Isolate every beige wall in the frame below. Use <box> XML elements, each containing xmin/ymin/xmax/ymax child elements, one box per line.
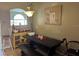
<box><xmin>1</xmin><ymin>10</ymin><xmax>11</xmax><ymax>36</ymax></box>
<box><xmin>32</xmin><ymin>2</ymin><xmax>79</xmax><ymax>41</ymax></box>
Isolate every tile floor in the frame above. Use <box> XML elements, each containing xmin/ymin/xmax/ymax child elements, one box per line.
<box><xmin>2</xmin><ymin>36</ymin><xmax>21</xmax><ymax>56</ymax></box>
<box><xmin>4</xmin><ymin>48</ymin><xmax>21</xmax><ymax>56</ymax></box>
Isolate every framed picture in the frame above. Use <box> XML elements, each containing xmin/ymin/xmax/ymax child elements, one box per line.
<box><xmin>45</xmin><ymin>4</ymin><xmax>62</xmax><ymax>25</ymax></box>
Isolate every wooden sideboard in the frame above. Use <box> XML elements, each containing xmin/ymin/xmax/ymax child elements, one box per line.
<box><xmin>12</xmin><ymin>32</ymin><xmax>28</xmax><ymax>49</ymax></box>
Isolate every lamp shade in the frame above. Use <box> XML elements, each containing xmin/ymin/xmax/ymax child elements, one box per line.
<box><xmin>25</xmin><ymin>11</ymin><xmax>34</xmax><ymax>17</ymax></box>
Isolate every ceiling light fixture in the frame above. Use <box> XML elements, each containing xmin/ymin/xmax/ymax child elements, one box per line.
<box><xmin>24</xmin><ymin>3</ymin><xmax>34</xmax><ymax>17</ymax></box>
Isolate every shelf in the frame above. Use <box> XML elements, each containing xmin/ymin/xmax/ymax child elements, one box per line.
<box><xmin>12</xmin><ymin>32</ymin><xmax>28</xmax><ymax>49</ymax></box>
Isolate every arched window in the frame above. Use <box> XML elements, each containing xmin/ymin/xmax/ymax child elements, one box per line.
<box><xmin>10</xmin><ymin>8</ymin><xmax>28</xmax><ymax>26</ymax></box>
<box><xmin>11</xmin><ymin>14</ymin><xmax>27</xmax><ymax>26</ymax></box>
<box><xmin>14</xmin><ymin>14</ymin><xmax>25</xmax><ymax>19</ymax></box>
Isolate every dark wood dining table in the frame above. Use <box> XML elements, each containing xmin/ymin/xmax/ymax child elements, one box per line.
<box><xmin>19</xmin><ymin>35</ymin><xmax>62</xmax><ymax>56</ymax></box>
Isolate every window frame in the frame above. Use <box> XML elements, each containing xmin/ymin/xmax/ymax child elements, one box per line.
<box><xmin>10</xmin><ymin>14</ymin><xmax>28</xmax><ymax>26</ymax></box>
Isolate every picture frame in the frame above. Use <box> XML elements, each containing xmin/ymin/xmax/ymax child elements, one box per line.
<box><xmin>45</xmin><ymin>4</ymin><xmax>62</xmax><ymax>25</ymax></box>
